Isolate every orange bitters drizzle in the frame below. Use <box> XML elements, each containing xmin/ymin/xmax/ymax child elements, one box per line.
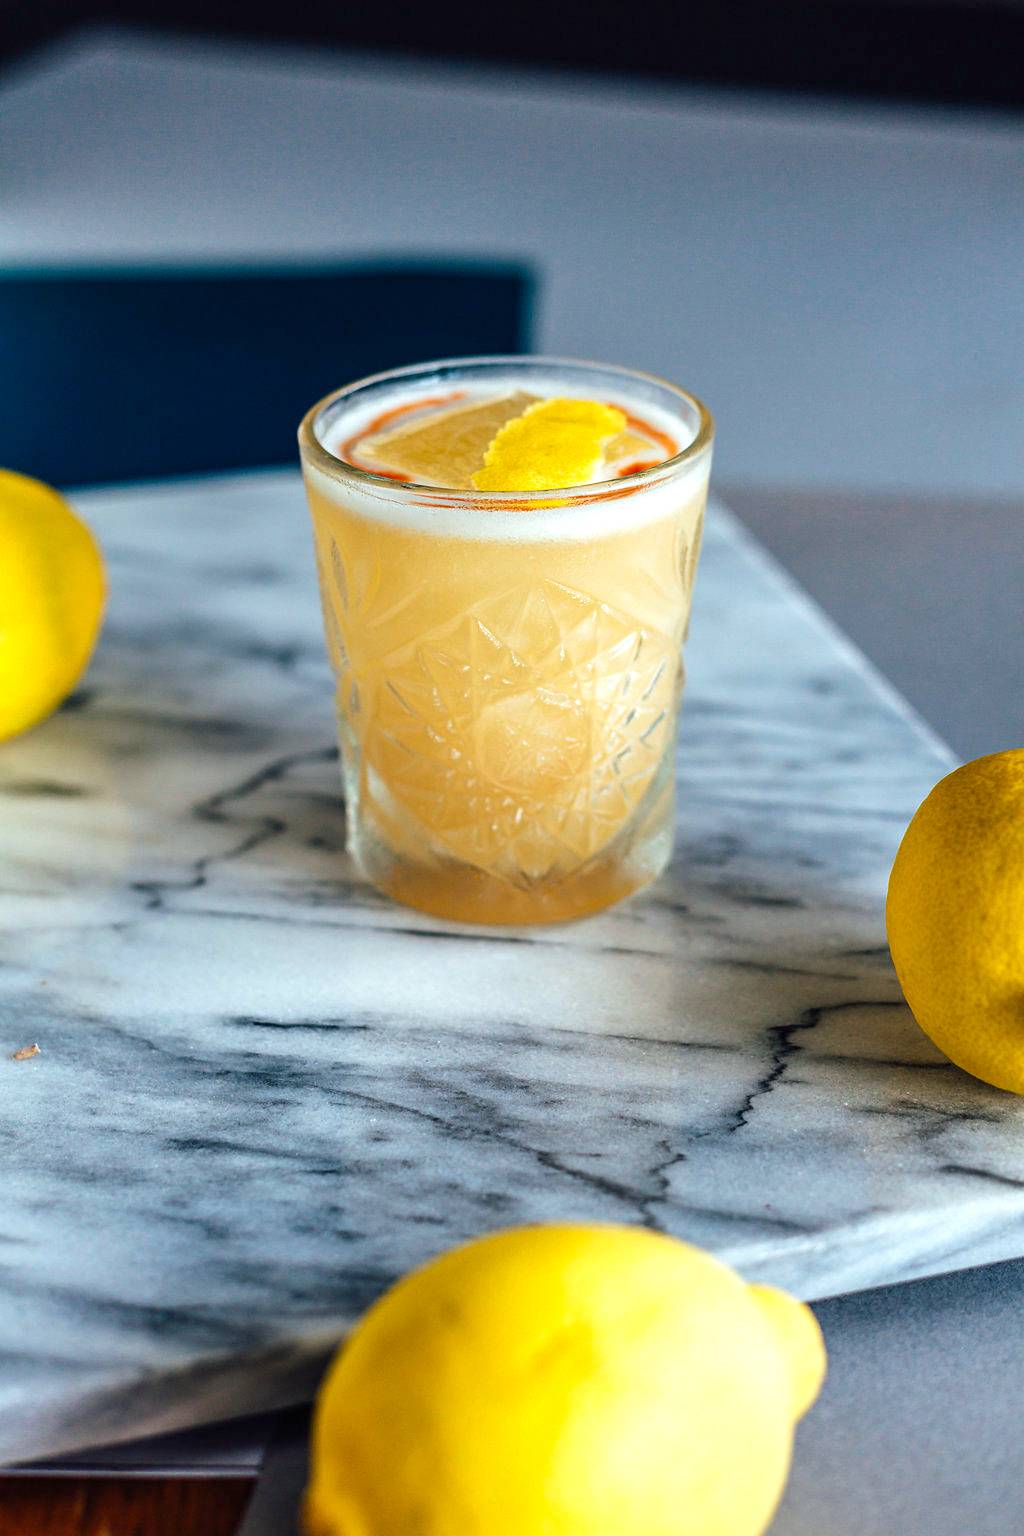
<box><xmin>339</xmin><ymin>392</ymin><xmax>469</xmax><ymax>482</ymax></box>
<box><xmin>337</xmin><ymin>391</ymin><xmax>678</xmax><ymax>488</ymax></box>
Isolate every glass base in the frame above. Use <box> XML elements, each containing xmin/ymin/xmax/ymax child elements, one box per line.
<box><xmin>347</xmin><ymin>771</ymin><xmax>676</xmax><ymax>926</ymax></box>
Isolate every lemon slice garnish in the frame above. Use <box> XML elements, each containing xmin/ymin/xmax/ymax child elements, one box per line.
<box><xmin>358</xmin><ymin>392</ymin><xmax>538</xmax><ymax>488</ymax></box>
<box><xmin>604</xmin><ymin>427</ymin><xmax>659</xmax><ymax>467</ymax></box>
<box><xmin>471</xmin><ymin>398</ymin><xmax>627</xmax><ymax>492</ymax></box>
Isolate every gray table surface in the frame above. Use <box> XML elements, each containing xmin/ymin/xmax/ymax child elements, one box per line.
<box><xmin>733</xmin><ymin>487</ymin><xmax>1024</xmax><ymax>1536</ymax></box>
<box><xmin>2</xmin><ymin>32</ymin><xmax>1022</xmax><ymax>1533</ymax></box>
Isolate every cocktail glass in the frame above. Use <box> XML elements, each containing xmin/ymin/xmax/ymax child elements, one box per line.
<box><xmin>298</xmin><ymin>356</ymin><xmax>713</xmax><ymax>924</ymax></box>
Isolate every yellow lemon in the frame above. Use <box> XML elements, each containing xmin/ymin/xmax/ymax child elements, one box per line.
<box><xmin>887</xmin><ymin>750</ymin><xmax>1024</xmax><ymax>1092</ymax></box>
<box><xmin>306</xmin><ymin>1224</ymin><xmax>825</xmax><ymax>1536</ymax></box>
<box><xmin>471</xmin><ymin>398</ymin><xmax>627</xmax><ymax>491</ymax></box>
<box><xmin>0</xmin><ymin>470</ymin><xmax>105</xmax><ymax>743</ymax></box>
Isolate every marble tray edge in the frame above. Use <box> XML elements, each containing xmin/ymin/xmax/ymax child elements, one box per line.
<box><xmin>1</xmin><ymin>1331</ymin><xmax>332</xmax><ymax>1471</ymax></box>
<box><xmin>707</xmin><ymin>496</ymin><xmax>958</xmax><ymax>775</ymax></box>
<box><xmin>7</xmin><ymin>1192</ymin><xmax>1024</xmax><ymax>1469</ymax></box>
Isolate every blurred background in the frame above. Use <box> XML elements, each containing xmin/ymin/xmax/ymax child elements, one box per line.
<box><xmin>0</xmin><ymin>6</ymin><xmax>1022</xmax><ymax>700</ymax></box>
<box><xmin>4</xmin><ymin>2</ymin><xmax>1022</xmax><ymax>754</ymax></box>
<box><xmin>5</xmin><ymin>0</ymin><xmax>1024</xmax><ymax>106</ymax></box>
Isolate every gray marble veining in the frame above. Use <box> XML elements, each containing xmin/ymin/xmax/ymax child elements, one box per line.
<box><xmin>1</xmin><ymin>469</ymin><xmax>1020</xmax><ymax>1465</ymax></box>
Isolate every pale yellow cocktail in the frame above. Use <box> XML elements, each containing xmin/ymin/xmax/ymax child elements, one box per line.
<box><xmin>299</xmin><ymin>358</ymin><xmax>713</xmax><ymax>924</ymax></box>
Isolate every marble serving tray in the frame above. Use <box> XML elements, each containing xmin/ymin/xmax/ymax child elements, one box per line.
<box><xmin>3</xmin><ymin>469</ymin><xmax>1022</xmax><ymax>1466</ymax></box>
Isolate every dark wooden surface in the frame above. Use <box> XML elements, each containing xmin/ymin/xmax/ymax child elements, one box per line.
<box><xmin>0</xmin><ymin>1478</ymin><xmax>253</xmax><ymax>1535</ymax></box>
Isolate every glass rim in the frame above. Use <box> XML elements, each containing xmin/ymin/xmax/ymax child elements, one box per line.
<box><xmin>297</xmin><ymin>354</ymin><xmax>714</xmax><ymax>507</ymax></box>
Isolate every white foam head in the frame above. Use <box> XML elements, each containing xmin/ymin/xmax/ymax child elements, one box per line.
<box><xmin>300</xmin><ymin>356</ymin><xmax>713</xmax><ymax>543</ymax></box>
